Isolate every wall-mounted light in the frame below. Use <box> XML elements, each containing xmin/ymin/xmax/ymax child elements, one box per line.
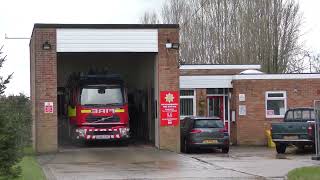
<box><xmin>42</xmin><ymin>41</ymin><xmax>52</xmax><ymax>50</ymax></box>
<box><xmin>165</xmin><ymin>42</ymin><xmax>180</xmax><ymax>50</ymax></box>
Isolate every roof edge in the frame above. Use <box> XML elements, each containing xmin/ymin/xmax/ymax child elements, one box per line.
<box><xmin>234</xmin><ymin>73</ymin><xmax>320</xmax><ymax>80</ymax></box>
<box><xmin>33</xmin><ymin>23</ymin><xmax>179</xmax><ymax>29</ymax></box>
<box><xmin>180</xmin><ymin>64</ymin><xmax>261</xmax><ymax>70</ymax></box>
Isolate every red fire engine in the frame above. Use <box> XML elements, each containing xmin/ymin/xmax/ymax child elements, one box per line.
<box><xmin>66</xmin><ymin>73</ymin><xmax>130</xmax><ymax>143</ymax></box>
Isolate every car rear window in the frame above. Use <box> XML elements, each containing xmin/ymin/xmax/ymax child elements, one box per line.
<box><xmin>285</xmin><ymin>109</ymin><xmax>315</xmax><ymax>122</ymax></box>
<box><xmin>194</xmin><ymin>119</ymin><xmax>224</xmax><ymax>128</ymax></box>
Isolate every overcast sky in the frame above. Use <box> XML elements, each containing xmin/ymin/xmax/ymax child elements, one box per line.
<box><xmin>0</xmin><ymin>0</ymin><xmax>319</xmax><ymax>96</ymax></box>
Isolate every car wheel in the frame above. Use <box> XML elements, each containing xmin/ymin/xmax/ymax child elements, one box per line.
<box><xmin>276</xmin><ymin>143</ymin><xmax>287</xmax><ymax>154</ymax></box>
<box><xmin>297</xmin><ymin>145</ymin><xmax>305</xmax><ymax>151</ymax></box>
<box><xmin>184</xmin><ymin>139</ymin><xmax>190</xmax><ymax>154</ymax></box>
<box><xmin>222</xmin><ymin>146</ymin><xmax>229</xmax><ymax>153</ymax></box>
<box><xmin>181</xmin><ymin>138</ymin><xmax>185</xmax><ymax>153</ymax></box>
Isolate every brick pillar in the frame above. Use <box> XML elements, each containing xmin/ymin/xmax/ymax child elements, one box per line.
<box><xmin>30</xmin><ymin>28</ymin><xmax>58</xmax><ymax>153</ymax></box>
<box><xmin>157</xmin><ymin>28</ymin><xmax>180</xmax><ymax>152</ymax></box>
<box><xmin>196</xmin><ymin>89</ymin><xmax>207</xmax><ymax>116</ymax></box>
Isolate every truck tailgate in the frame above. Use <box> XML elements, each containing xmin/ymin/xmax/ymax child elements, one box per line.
<box><xmin>271</xmin><ymin>122</ymin><xmax>311</xmax><ymax>141</ymax></box>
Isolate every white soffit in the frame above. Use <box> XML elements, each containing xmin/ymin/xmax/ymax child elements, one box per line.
<box><xmin>180</xmin><ymin>76</ymin><xmax>233</xmax><ymax>88</ymax></box>
<box><xmin>56</xmin><ymin>29</ymin><xmax>158</xmax><ymax>52</ymax></box>
<box><xmin>234</xmin><ymin>74</ymin><xmax>320</xmax><ymax>80</ymax></box>
<box><xmin>180</xmin><ymin>64</ymin><xmax>261</xmax><ymax>70</ymax></box>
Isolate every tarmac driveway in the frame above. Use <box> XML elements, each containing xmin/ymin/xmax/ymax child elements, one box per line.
<box><xmin>38</xmin><ymin>145</ymin><xmax>320</xmax><ymax>180</ymax></box>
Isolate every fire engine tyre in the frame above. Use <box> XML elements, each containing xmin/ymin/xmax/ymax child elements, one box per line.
<box><xmin>118</xmin><ymin>139</ymin><xmax>129</xmax><ymax>146</ymax></box>
<box><xmin>70</xmin><ymin>127</ymin><xmax>85</xmax><ymax>146</ymax></box>
<box><xmin>222</xmin><ymin>146</ymin><xmax>229</xmax><ymax>153</ymax></box>
<box><xmin>276</xmin><ymin>143</ymin><xmax>287</xmax><ymax>154</ymax></box>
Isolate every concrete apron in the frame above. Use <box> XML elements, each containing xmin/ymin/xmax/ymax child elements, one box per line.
<box><xmin>38</xmin><ymin>145</ymin><xmax>256</xmax><ymax>180</ymax></box>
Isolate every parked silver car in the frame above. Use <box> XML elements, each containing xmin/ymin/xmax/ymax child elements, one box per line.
<box><xmin>180</xmin><ymin>117</ymin><xmax>229</xmax><ymax>153</ymax></box>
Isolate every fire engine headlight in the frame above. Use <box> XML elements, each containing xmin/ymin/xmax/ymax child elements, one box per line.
<box><xmin>119</xmin><ymin>128</ymin><xmax>129</xmax><ymax>136</ymax></box>
<box><xmin>77</xmin><ymin>128</ymin><xmax>87</xmax><ymax>137</ymax></box>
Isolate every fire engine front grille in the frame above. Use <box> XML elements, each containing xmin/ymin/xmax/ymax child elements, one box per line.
<box><xmin>85</xmin><ymin>116</ymin><xmax>120</xmax><ymax>123</ymax></box>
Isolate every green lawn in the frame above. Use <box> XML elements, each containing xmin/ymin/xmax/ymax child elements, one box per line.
<box><xmin>0</xmin><ymin>147</ymin><xmax>46</xmax><ymax>180</ymax></box>
<box><xmin>288</xmin><ymin>166</ymin><xmax>320</xmax><ymax>180</ymax></box>
<box><xmin>16</xmin><ymin>155</ymin><xmax>46</xmax><ymax>180</ymax></box>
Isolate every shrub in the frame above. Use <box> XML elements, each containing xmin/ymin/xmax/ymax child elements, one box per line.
<box><xmin>0</xmin><ymin>94</ymin><xmax>31</xmax><ymax>178</ymax></box>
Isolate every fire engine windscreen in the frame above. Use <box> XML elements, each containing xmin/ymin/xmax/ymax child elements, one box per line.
<box><xmin>80</xmin><ymin>85</ymin><xmax>124</xmax><ymax>105</ymax></box>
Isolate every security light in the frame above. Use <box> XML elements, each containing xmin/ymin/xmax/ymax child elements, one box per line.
<box><xmin>171</xmin><ymin>43</ymin><xmax>179</xmax><ymax>49</ymax></box>
<box><xmin>165</xmin><ymin>42</ymin><xmax>180</xmax><ymax>50</ymax></box>
<box><xmin>42</xmin><ymin>41</ymin><xmax>52</xmax><ymax>50</ymax></box>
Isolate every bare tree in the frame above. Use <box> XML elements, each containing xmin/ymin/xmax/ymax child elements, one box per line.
<box><xmin>140</xmin><ymin>0</ymin><xmax>303</xmax><ymax>73</ymax></box>
<box><xmin>302</xmin><ymin>51</ymin><xmax>320</xmax><ymax>73</ymax></box>
<box><xmin>140</xmin><ymin>11</ymin><xmax>160</xmax><ymax>24</ymax></box>
<box><xmin>311</xmin><ymin>54</ymin><xmax>320</xmax><ymax>72</ymax></box>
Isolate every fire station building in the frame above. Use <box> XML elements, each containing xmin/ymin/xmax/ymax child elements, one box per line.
<box><xmin>180</xmin><ymin>64</ymin><xmax>320</xmax><ymax>145</ymax></box>
<box><xmin>30</xmin><ymin>24</ymin><xmax>180</xmax><ymax>153</ymax></box>
<box><xmin>30</xmin><ymin>23</ymin><xmax>320</xmax><ymax>154</ymax></box>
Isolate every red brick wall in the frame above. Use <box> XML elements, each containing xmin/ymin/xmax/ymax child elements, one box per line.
<box><xmin>231</xmin><ymin>79</ymin><xmax>320</xmax><ymax>145</ymax></box>
<box><xmin>157</xmin><ymin>28</ymin><xmax>180</xmax><ymax>152</ymax></box>
<box><xmin>30</xmin><ymin>32</ymin><xmax>36</xmax><ymax>151</ymax></box>
<box><xmin>30</xmin><ymin>28</ymin><xmax>58</xmax><ymax>153</ymax></box>
<box><xmin>31</xmin><ymin>26</ymin><xmax>180</xmax><ymax>153</ymax></box>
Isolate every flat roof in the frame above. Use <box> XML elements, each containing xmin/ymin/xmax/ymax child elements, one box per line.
<box><xmin>233</xmin><ymin>73</ymin><xmax>320</xmax><ymax>80</ymax></box>
<box><xmin>180</xmin><ymin>73</ymin><xmax>320</xmax><ymax>89</ymax></box>
<box><xmin>33</xmin><ymin>23</ymin><xmax>179</xmax><ymax>29</ymax></box>
<box><xmin>180</xmin><ymin>64</ymin><xmax>261</xmax><ymax>70</ymax></box>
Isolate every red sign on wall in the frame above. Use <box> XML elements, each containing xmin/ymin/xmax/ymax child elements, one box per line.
<box><xmin>160</xmin><ymin>91</ymin><xmax>179</xmax><ymax>126</ymax></box>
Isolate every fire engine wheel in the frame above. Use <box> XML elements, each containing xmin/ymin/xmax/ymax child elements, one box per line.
<box><xmin>72</xmin><ymin>138</ymin><xmax>85</xmax><ymax>146</ymax></box>
<box><xmin>70</xmin><ymin>127</ymin><xmax>85</xmax><ymax>146</ymax></box>
<box><xmin>118</xmin><ymin>139</ymin><xmax>129</xmax><ymax>146</ymax></box>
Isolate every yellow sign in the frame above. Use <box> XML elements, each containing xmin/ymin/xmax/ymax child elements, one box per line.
<box><xmin>115</xmin><ymin>108</ymin><xmax>125</xmax><ymax>113</ymax></box>
<box><xmin>81</xmin><ymin>109</ymin><xmax>92</xmax><ymax>113</ymax></box>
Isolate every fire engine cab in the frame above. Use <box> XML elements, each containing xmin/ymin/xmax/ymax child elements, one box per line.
<box><xmin>66</xmin><ymin>72</ymin><xmax>130</xmax><ymax>143</ymax></box>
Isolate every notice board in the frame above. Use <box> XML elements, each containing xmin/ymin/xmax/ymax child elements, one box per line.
<box><xmin>160</xmin><ymin>91</ymin><xmax>179</xmax><ymax>126</ymax></box>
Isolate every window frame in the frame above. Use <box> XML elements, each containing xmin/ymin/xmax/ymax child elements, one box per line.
<box><xmin>180</xmin><ymin>89</ymin><xmax>196</xmax><ymax>119</ymax></box>
<box><xmin>265</xmin><ymin>91</ymin><xmax>287</xmax><ymax>118</ymax></box>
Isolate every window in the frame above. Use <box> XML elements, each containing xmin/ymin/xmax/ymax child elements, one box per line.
<box><xmin>207</xmin><ymin>88</ymin><xmax>228</xmax><ymax>95</ymax></box>
<box><xmin>81</xmin><ymin>86</ymin><xmax>124</xmax><ymax>105</ymax></box>
<box><xmin>194</xmin><ymin>119</ymin><xmax>224</xmax><ymax>128</ymax></box>
<box><xmin>265</xmin><ymin>91</ymin><xmax>287</xmax><ymax>118</ymax></box>
<box><xmin>180</xmin><ymin>89</ymin><xmax>196</xmax><ymax>118</ymax></box>
<box><xmin>285</xmin><ymin>109</ymin><xmax>315</xmax><ymax>122</ymax></box>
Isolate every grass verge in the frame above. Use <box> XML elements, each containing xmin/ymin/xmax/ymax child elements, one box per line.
<box><xmin>287</xmin><ymin>166</ymin><xmax>320</xmax><ymax>180</ymax></box>
<box><xmin>0</xmin><ymin>147</ymin><xmax>46</xmax><ymax>180</ymax></box>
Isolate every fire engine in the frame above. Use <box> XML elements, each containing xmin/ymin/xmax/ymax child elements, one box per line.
<box><xmin>66</xmin><ymin>72</ymin><xmax>130</xmax><ymax>143</ymax></box>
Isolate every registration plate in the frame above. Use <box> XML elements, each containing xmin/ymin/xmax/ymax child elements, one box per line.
<box><xmin>95</xmin><ymin>135</ymin><xmax>110</xmax><ymax>139</ymax></box>
<box><xmin>203</xmin><ymin>140</ymin><xmax>218</xmax><ymax>144</ymax></box>
<box><xmin>283</xmin><ymin>136</ymin><xmax>298</xmax><ymax>140</ymax></box>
